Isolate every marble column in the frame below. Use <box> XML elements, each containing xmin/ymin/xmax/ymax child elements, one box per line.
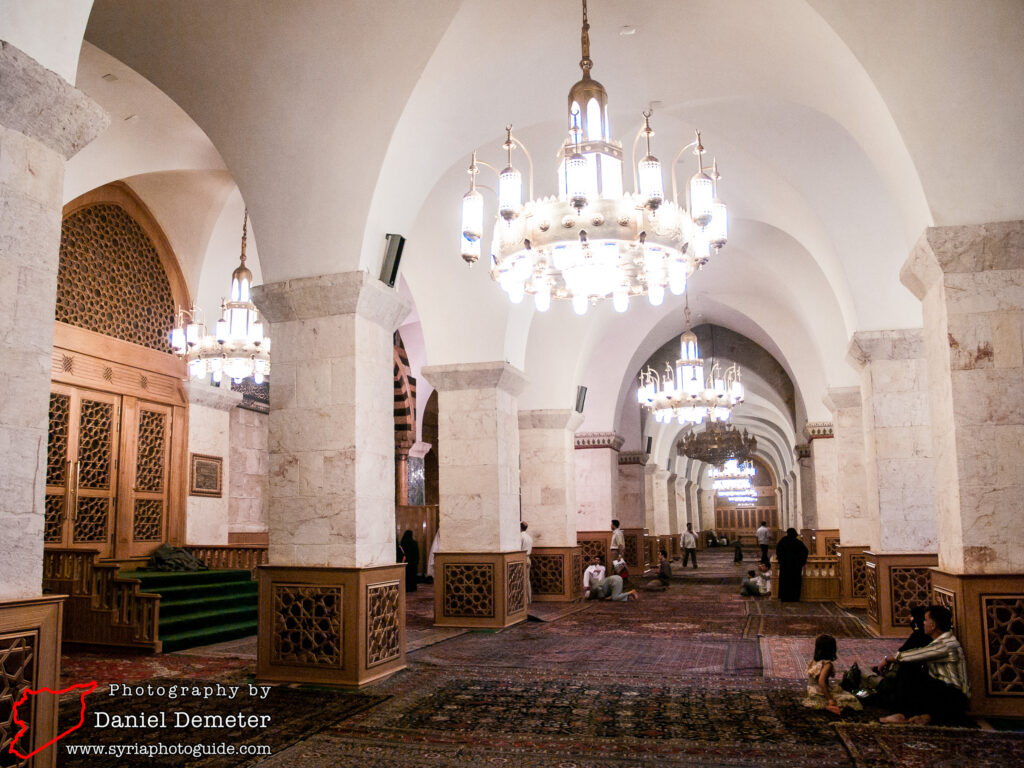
<box><xmin>184</xmin><ymin>381</ymin><xmax>243</xmax><ymax>545</ymax></box>
<box><xmin>229</xmin><ymin>405</ymin><xmax>269</xmax><ymax>543</ymax></box>
<box><xmin>615</xmin><ymin>452</ymin><xmax>646</xmax><ymax>528</ymax></box>
<box><xmin>422</xmin><ymin>362</ymin><xmax>529</xmax><ymax>627</ymax></box>
<box><xmin>0</xmin><ymin>40</ymin><xmax>107</xmax><ymax>766</ymax></box>
<box><xmin>574</xmin><ymin>432</ymin><xmax>622</xmax><ymax>530</ymax></box>
<box><xmin>684</xmin><ymin>479</ymin><xmax>697</xmax><ymax>530</ymax></box>
<box><xmin>519</xmin><ymin>409</ymin><xmax>584</xmax><ymax>602</ymax></box>
<box><xmin>900</xmin><ymin>222</ymin><xmax>1023</xmax><ymax>716</ymax></box>
<box><xmin>795</xmin><ymin>442</ymin><xmax>817</xmax><ymax>530</ymax></box>
<box><xmin>653</xmin><ymin>469</ymin><xmax>671</xmax><ymax>535</ymax></box>
<box><xmin>806</xmin><ymin>422</ymin><xmax>837</xmax><ymax>530</ymax></box>
<box><xmin>824</xmin><ymin>388</ymin><xmax>870</xmax><ymax>545</ymax></box>
<box><xmin>848</xmin><ymin>330</ymin><xmax>936</xmax><ymax>553</ymax></box>
<box><xmin>518</xmin><ymin>409</ymin><xmax>584</xmax><ymax>546</ymax></box>
<box><xmin>668</xmin><ymin>473</ymin><xmax>681</xmax><ymax>535</ymax></box>
<box><xmin>643</xmin><ymin>461</ymin><xmax>658</xmax><ymax>531</ymax></box>
<box><xmin>252</xmin><ymin>271</ymin><xmax>410</xmax><ymax>686</ymax></box>
<box><xmin>0</xmin><ymin>42</ymin><xmax>107</xmax><ymax>602</ymax></box>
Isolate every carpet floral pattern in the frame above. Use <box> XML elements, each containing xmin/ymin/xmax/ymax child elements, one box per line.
<box><xmin>834</xmin><ymin>724</ymin><xmax>1023</xmax><ymax>768</ymax></box>
<box><xmin>760</xmin><ymin>637</ymin><xmax>896</xmax><ymax>679</ymax></box>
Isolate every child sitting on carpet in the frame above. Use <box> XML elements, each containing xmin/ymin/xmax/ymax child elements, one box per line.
<box><xmin>801</xmin><ymin>634</ymin><xmax>863</xmax><ymax>714</ymax></box>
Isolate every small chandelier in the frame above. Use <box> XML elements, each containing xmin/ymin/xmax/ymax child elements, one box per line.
<box><xmin>637</xmin><ymin>300</ymin><xmax>743</xmax><ymax>424</ymax></box>
<box><xmin>459</xmin><ymin>0</ymin><xmax>728</xmax><ymax>315</ymax></box>
<box><xmin>710</xmin><ymin>459</ymin><xmax>756</xmax><ymax>492</ymax></box>
<box><xmin>678</xmin><ymin>420</ymin><xmax>756</xmax><ymax>467</ymax></box>
<box><xmin>171</xmin><ymin>209</ymin><xmax>271</xmax><ymax>384</ymax></box>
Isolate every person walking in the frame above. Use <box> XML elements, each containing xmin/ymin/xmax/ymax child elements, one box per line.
<box><xmin>520</xmin><ymin>521</ymin><xmax>533</xmax><ymax>604</ymax></box>
<box><xmin>756</xmin><ymin>521</ymin><xmax>771</xmax><ymax>565</ymax></box>
<box><xmin>610</xmin><ymin>519</ymin><xmax>625</xmax><ymax>561</ymax></box>
<box><xmin>775</xmin><ymin>528</ymin><xmax>809</xmax><ymax>602</ymax></box>
<box><xmin>681</xmin><ymin>523</ymin><xmax>698</xmax><ymax>569</ymax></box>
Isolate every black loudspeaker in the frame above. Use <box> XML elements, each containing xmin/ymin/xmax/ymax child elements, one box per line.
<box><xmin>575</xmin><ymin>385</ymin><xmax>587</xmax><ymax>413</ymax></box>
<box><xmin>645</xmin><ymin>436</ymin><xmax>653</xmax><ymax>454</ymax></box>
<box><xmin>380</xmin><ymin>233</ymin><xmax>406</xmax><ymax>287</ymax></box>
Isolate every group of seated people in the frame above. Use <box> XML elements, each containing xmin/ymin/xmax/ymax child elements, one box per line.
<box><xmin>584</xmin><ymin>549</ymin><xmax>678</xmax><ymax>600</ymax></box>
<box><xmin>800</xmin><ymin>604</ymin><xmax>969</xmax><ymax>725</ymax></box>
<box><xmin>738</xmin><ymin>564</ymin><xmax>772</xmax><ymax>596</ymax></box>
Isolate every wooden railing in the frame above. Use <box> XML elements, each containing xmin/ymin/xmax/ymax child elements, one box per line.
<box><xmin>43</xmin><ymin>548</ymin><xmax>160</xmax><ymax>650</ymax></box>
<box><xmin>187</xmin><ymin>545</ymin><xmax>268</xmax><ymax>576</ymax></box>
<box><xmin>770</xmin><ymin>556</ymin><xmax>841</xmax><ymax>601</ymax></box>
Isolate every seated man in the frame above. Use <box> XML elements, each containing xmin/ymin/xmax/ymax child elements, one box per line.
<box><xmin>641</xmin><ymin>549</ymin><xmax>671</xmax><ymax>591</ymax></box>
<box><xmin>739</xmin><ymin>569</ymin><xmax>761</xmax><ymax>596</ymax></box>
<box><xmin>755</xmin><ymin>563</ymin><xmax>772</xmax><ymax>596</ymax></box>
<box><xmin>583</xmin><ymin>555</ymin><xmax>637</xmax><ymax>601</ymax></box>
<box><xmin>877</xmin><ymin>605</ymin><xmax>969</xmax><ymax>725</ymax></box>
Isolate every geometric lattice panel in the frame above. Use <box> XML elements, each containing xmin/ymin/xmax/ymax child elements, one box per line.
<box><xmin>443</xmin><ymin>564</ymin><xmax>494</xmax><ymax>619</ymax></box>
<box><xmin>850</xmin><ymin>554</ymin><xmax>868</xmax><ymax>598</ymax></box>
<box><xmin>824</xmin><ymin>537</ymin><xmax>840</xmax><ymax>558</ymax></box>
<box><xmin>73</xmin><ymin>497</ymin><xmax>108</xmax><ymax>543</ymax></box>
<box><xmin>531</xmin><ymin>554</ymin><xmax>564</xmax><ymax>597</ymax></box>
<box><xmin>578</xmin><ymin>538</ymin><xmax>606</xmax><ymax>576</ymax></box>
<box><xmin>932</xmin><ymin>586</ymin><xmax>958</xmax><ymax>635</ymax></box>
<box><xmin>47</xmin><ymin>393</ymin><xmax>70</xmax><ymax>487</ymax></box>
<box><xmin>134</xmin><ymin>410</ymin><xmax>166</xmax><ymax>493</ymax></box>
<box><xmin>58</xmin><ymin>204</ymin><xmax>175</xmax><ymax>351</ymax></box>
<box><xmin>890</xmin><ymin>567</ymin><xmax>932</xmax><ymax>627</ymax></box>
<box><xmin>572</xmin><ymin>552</ymin><xmax>583</xmax><ymax>600</ymax></box>
<box><xmin>0</xmin><ymin>632</ymin><xmax>35</xmax><ymax>768</ymax></box>
<box><xmin>44</xmin><ymin>495</ymin><xmax>64</xmax><ymax>544</ymax></box>
<box><xmin>624</xmin><ymin>533</ymin><xmax>642</xmax><ymax>571</ymax></box>
<box><xmin>77</xmin><ymin>399</ymin><xmax>114</xmax><ymax>490</ymax></box>
<box><xmin>132</xmin><ymin>498</ymin><xmax>163</xmax><ymax>542</ymax></box>
<box><xmin>365</xmin><ymin>581</ymin><xmax>401</xmax><ymax>668</ymax></box>
<box><xmin>866</xmin><ymin>563</ymin><xmax>878</xmax><ymax>623</ymax></box>
<box><xmin>272</xmin><ymin>585</ymin><xmax>343</xmax><ymax>668</ymax></box>
<box><xmin>982</xmin><ymin>595</ymin><xmax>1024</xmax><ymax>696</ymax></box>
<box><xmin>506</xmin><ymin>562</ymin><xmax>525</xmax><ymax>616</ymax></box>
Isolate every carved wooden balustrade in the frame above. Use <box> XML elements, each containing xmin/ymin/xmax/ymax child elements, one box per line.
<box><xmin>770</xmin><ymin>556</ymin><xmax>841</xmax><ymax>601</ymax></box>
<box><xmin>43</xmin><ymin>548</ymin><xmax>160</xmax><ymax>651</ymax></box>
<box><xmin>187</xmin><ymin>545</ymin><xmax>268</xmax><ymax>576</ymax></box>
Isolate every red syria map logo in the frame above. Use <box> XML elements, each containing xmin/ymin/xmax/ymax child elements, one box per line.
<box><xmin>9</xmin><ymin>680</ymin><xmax>98</xmax><ymax>760</ymax></box>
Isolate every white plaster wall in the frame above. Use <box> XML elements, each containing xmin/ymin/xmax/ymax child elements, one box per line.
<box><xmin>574</xmin><ymin>447</ymin><xmax>618</xmax><ymax>532</ymax></box>
<box><xmin>186</xmin><ymin>402</ymin><xmax>231</xmax><ymax>545</ymax></box>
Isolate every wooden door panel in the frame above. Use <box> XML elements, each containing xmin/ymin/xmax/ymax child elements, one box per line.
<box><xmin>127</xmin><ymin>401</ymin><xmax>172</xmax><ymax>554</ymax></box>
<box><xmin>68</xmin><ymin>389</ymin><xmax>120</xmax><ymax>557</ymax></box>
<box><xmin>45</xmin><ymin>389</ymin><xmax>73</xmax><ymax>545</ymax></box>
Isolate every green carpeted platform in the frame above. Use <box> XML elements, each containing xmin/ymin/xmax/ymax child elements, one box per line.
<box><xmin>122</xmin><ymin>569</ymin><xmax>258</xmax><ymax>653</ymax></box>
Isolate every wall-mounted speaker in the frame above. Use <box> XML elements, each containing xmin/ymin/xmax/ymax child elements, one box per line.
<box><xmin>645</xmin><ymin>436</ymin><xmax>653</xmax><ymax>454</ymax></box>
<box><xmin>380</xmin><ymin>233</ymin><xmax>406</xmax><ymax>287</ymax></box>
<box><xmin>574</xmin><ymin>385</ymin><xmax>588</xmax><ymax>413</ymax></box>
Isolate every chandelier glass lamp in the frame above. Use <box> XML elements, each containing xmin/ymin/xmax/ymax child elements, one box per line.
<box><xmin>171</xmin><ymin>209</ymin><xmax>271</xmax><ymax>384</ymax></box>
<box><xmin>720</xmin><ymin>487</ymin><xmax>758</xmax><ymax>503</ymax></box>
<box><xmin>709</xmin><ymin>459</ymin><xmax>756</xmax><ymax>492</ymax></box>
<box><xmin>459</xmin><ymin>0</ymin><xmax>729</xmax><ymax>315</ymax></box>
<box><xmin>677</xmin><ymin>420</ymin><xmax>757</xmax><ymax>467</ymax></box>
<box><xmin>637</xmin><ymin>303</ymin><xmax>744</xmax><ymax>424</ymax></box>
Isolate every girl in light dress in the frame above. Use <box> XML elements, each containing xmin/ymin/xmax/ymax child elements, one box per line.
<box><xmin>801</xmin><ymin>634</ymin><xmax>863</xmax><ymax>714</ymax></box>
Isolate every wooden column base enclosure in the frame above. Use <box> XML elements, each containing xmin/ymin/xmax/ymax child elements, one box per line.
<box><xmin>529</xmin><ymin>546</ymin><xmax>583</xmax><ymax>603</ymax></box>
<box><xmin>433</xmin><ymin>551</ymin><xmax>528</xmax><ymax>629</ymax></box>
<box><xmin>257</xmin><ymin>565</ymin><xmax>405</xmax><ymax>688</ymax></box>
<box><xmin>930</xmin><ymin>570</ymin><xmax>1024</xmax><ymax>718</ymax></box>
<box><xmin>836</xmin><ymin>544</ymin><xmax>870</xmax><ymax>609</ymax></box>
<box><xmin>0</xmin><ymin>596</ymin><xmax>65</xmax><ymax>768</ymax></box>
<box><xmin>863</xmin><ymin>552</ymin><xmax>938</xmax><ymax>638</ymax></box>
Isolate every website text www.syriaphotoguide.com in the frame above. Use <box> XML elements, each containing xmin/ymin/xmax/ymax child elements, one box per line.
<box><xmin>65</xmin><ymin>743</ymin><xmax>271</xmax><ymax>758</ymax></box>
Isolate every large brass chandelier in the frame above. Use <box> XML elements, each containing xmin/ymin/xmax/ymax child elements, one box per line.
<box><xmin>678</xmin><ymin>421</ymin><xmax>756</xmax><ymax>468</ymax></box>
<box><xmin>459</xmin><ymin>0</ymin><xmax>729</xmax><ymax>315</ymax></box>
<box><xmin>171</xmin><ymin>210</ymin><xmax>271</xmax><ymax>384</ymax></box>
<box><xmin>637</xmin><ymin>302</ymin><xmax>743</xmax><ymax>424</ymax></box>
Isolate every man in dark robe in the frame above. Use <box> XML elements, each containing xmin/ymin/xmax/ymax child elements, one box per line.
<box><xmin>775</xmin><ymin>528</ymin><xmax>808</xmax><ymax>602</ymax></box>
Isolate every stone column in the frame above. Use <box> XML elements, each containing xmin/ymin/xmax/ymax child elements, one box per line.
<box><xmin>901</xmin><ymin>222</ymin><xmax>1024</xmax><ymax>717</ymax></box>
<box><xmin>848</xmin><ymin>330</ymin><xmax>936</xmax><ymax>553</ymax></box>
<box><xmin>252</xmin><ymin>271</ymin><xmax>410</xmax><ymax>687</ymax></box>
<box><xmin>823</xmin><ymin>388</ymin><xmax>870</xmax><ymax>546</ymax></box>
<box><xmin>184</xmin><ymin>381</ymin><xmax>242</xmax><ymax>545</ymax></box>
<box><xmin>615</xmin><ymin>452</ymin><xmax>646</xmax><ymax>528</ymax></box>
<box><xmin>684</xmin><ymin>480</ymin><xmax>697</xmax><ymax>530</ymax></box>
<box><xmin>805</xmin><ymin>422</ymin><xmax>836</xmax><ymax>530</ymax></box>
<box><xmin>643</xmin><ymin>462</ymin><xmax>658</xmax><ymax>531</ymax></box>
<box><xmin>653</xmin><ymin>468</ymin><xmax>671</xmax><ymax>534</ymax></box>
<box><xmin>0</xmin><ymin>41</ymin><xmax>107</xmax><ymax>766</ymax></box>
<box><xmin>670</xmin><ymin>475</ymin><xmax>685</xmax><ymax>558</ymax></box>
<box><xmin>574</xmin><ymin>432</ymin><xmax>622</xmax><ymax>530</ymax></box>
<box><xmin>795</xmin><ymin>442</ymin><xmax>817</xmax><ymax>530</ymax></box>
<box><xmin>422</xmin><ymin>362</ymin><xmax>529</xmax><ymax>628</ymax></box>
<box><xmin>519</xmin><ymin>409</ymin><xmax>584</xmax><ymax>602</ymax></box>
<box><xmin>229</xmin><ymin>405</ymin><xmax>269</xmax><ymax>543</ymax></box>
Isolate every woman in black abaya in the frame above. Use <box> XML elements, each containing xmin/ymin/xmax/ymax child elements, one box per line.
<box><xmin>775</xmin><ymin>528</ymin><xmax>809</xmax><ymax>602</ymax></box>
<box><xmin>400</xmin><ymin>529</ymin><xmax>419</xmax><ymax>593</ymax></box>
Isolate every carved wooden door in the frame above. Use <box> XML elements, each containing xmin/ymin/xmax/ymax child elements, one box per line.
<box><xmin>117</xmin><ymin>399</ymin><xmax>173</xmax><ymax>558</ymax></box>
<box><xmin>45</xmin><ymin>385</ymin><xmax>121</xmax><ymax>558</ymax></box>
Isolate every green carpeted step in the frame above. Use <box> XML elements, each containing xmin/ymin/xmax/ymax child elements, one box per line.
<box><xmin>121</xmin><ymin>569</ymin><xmax>254</xmax><ymax>590</ymax></box>
<box><xmin>160</xmin><ymin>604</ymin><xmax>256</xmax><ymax>635</ymax></box>
<box><xmin>159</xmin><ymin>619</ymin><xmax>258</xmax><ymax>654</ymax></box>
<box><xmin>158</xmin><ymin>593</ymin><xmax>256</xmax><ymax>619</ymax></box>
<box><xmin>144</xmin><ymin>579</ymin><xmax>258</xmax><ymax>600</ymax></box>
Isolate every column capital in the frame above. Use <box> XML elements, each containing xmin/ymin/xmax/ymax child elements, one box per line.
<box><xmin>422</xmin><ymin>361</ymin><xmax>527</xmax><ymax>396</ymax></box>
<box><xmin>184</xmin><ymin>381</ymin><xmax>244</xmax><ymax>411</ymax></box>
<box><xmin>655</xmin><ymin>468</ymin><xmax>671</xmax><ymax>481</ymax></box>
<box><xmin>518</xmin><ymin>409</ymin><xmax>585</xmax><ymax>432</ymax></box>
<box><xmin>618</xmin><ymin>450</ymin><xmax>646</xmax><ymax>465</ymax></box>
<box><xmin>408</xmin><ymin>441</ymin><xmax>432</xmax><ymax>460</ymax></box>
<box><xmin>252</xmin><ymin>271</ymin><xmax>411</xmax><ymax>330</ymax></box>
<box><xmin>847</xmin><ymin>329</ymin><xmax>925</xmax><ymax>369</ymax></box>
<box><xmin>901</xmin><ymin>220</ymin><xmax>1024</xmax><ymax>300</ymax></box>
<box><xmin>0</xmin><ymin>41</ymin><xmax>108</xmax><ymax>158</ymax></box>
<box><xmin>573</xmin><ymin>432</ymin><xmax>624</xmax><ymax>451</ymax></box>
<box><xmin>823</xmin><ymin>386</ymin><xmax>860</xmax><ymax>413</ymax></box>
<box><xmin>804</xmin><ymin>422</ymin><xmax>834</xmax><ymax>440</ymax></box>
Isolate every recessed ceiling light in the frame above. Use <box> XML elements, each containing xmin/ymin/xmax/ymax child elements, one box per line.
<box><xmin>619</xmin><ymin>25</ymin><xmax>637</xmax><ymax>36</ymax></box>
<box><xmin>101</xmin><ymin>73</ymin><xmax>118</xmax><ymax>82</ymax></box>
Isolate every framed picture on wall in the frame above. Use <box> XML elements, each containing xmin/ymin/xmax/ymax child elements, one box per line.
<box><xmin>189</xmin><ymin>453</ymin><xmax>223</xmax><ymax>498</ymax></box>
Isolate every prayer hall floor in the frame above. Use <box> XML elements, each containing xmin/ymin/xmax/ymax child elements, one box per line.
<box><xmin>57</xmin><ymin>548</ymin><xmax>1023</xmax><ymax>767</ymax></box>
